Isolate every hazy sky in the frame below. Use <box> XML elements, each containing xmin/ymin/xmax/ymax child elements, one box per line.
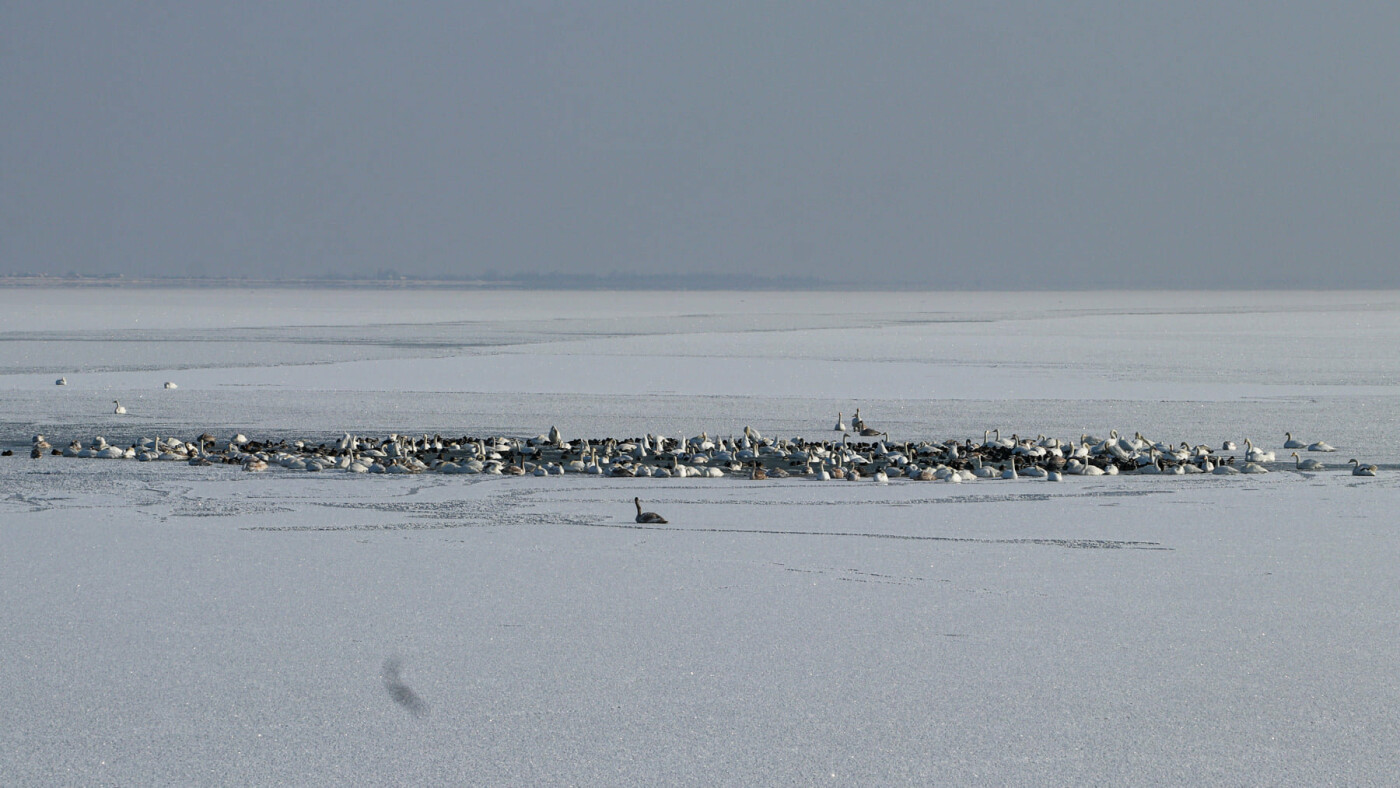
<box><xmin>4</xmin><ymin>2</ymin><xmax>1398</xmax><ymax>287</ymax></box>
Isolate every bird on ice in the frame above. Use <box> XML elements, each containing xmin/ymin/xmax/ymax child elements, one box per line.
<box><xmin>634</xmin><ymin>497</ymin><xmax>667</xmax><ymax>523</ymax></box>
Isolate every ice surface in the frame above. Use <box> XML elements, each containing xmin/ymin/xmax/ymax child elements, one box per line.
<box><xmin>3</xmin><ymin>289</ymin><xmax>1399</xmax><ymax>784</ymax></box>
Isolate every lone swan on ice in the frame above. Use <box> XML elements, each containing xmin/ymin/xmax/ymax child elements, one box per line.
<box><xmin>634</xmin><ymin>497</ymin><xmax>668</xmax><ymax>524</ymax></box>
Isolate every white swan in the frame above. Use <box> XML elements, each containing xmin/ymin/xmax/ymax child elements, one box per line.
<box><xmin>55</xmin><ymin>377</ymin><xmax>67</xmax><ymax>386</ymax></box>
<box><xmin>1282</xmin><ymin>432</ymin><xmax>1305</xmax><ymax>449</ymax></box>
<box><xmin>1291</xmin><ymin>452</ymin><xmax>1324</xmax><ymax>471</ymax></box>
<box><xmin>634</xmin><ymin>497</ymin><xmax>668</xmax><ymax>523</ymax></box>
<box><xmin>970</xmin><ymin>456</ymin><xmax>998</xmax><ymax>478</ymax></box>
<box><xmin>112</xmin><ymin>400</ymin><xmax>126</xmax><ymax>415</ymax></box>
<box><xmin>164</xmin><ymin>381</ymin><xmax>178</xmax><ymax>389</ymax></box>
<box><xmin>1244</xmin><ymin>439</ymin><xmax>1274</xmax><ymax>463</ymax></box>
<box><xmin>834</xmin><ymin>412</ymin><xmax>847</xmax><ymax>431</ymax></box>
<box><xmin>1307</xmin><ymin>441</ymin><xmax>1336</xmax><ymax>452</ymax></box>
<box><xmin>1349</xmin><ymin>459</ymin><xmax>1378</xmax><ymax>477</ymax></box>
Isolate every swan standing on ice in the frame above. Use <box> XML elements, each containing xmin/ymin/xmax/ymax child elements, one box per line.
<box><xmin>1349</xmin><ymin>459</ymin><xmax>1378</xmax><ymax>477</ymax></box>
<box><xmin>112</xmin><ymin>400</ymin><xmax>126</xmax><ymax>415</ymax></box>
<box><xmin>634</xmin><ymin>498</ymin><xmax>667</xmax><ymax>523</ymax></box>
<box><xmin>834</xmin><ymin>412</ymin><xmax>847</xmax><ymax>431</ymax></box>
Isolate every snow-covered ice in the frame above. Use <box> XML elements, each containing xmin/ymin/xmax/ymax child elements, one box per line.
<box><xmin>2</xmin><ymin>288</ymin><xmax>1399</xmax><ymax>784</ymax></box>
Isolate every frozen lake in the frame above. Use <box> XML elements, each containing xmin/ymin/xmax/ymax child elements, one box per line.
<box><xmin>3</xmin><ymin>288</ymin><xmax>1399</xmax><ymax>783</ymax></box>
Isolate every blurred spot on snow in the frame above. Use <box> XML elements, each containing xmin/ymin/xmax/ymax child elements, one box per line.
<box><xmin>382</xmin><ymin>657</ymin><xmax>429</xmax><ymax>719</ymax></box>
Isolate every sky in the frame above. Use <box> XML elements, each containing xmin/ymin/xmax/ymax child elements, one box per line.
<box><xmin>3</xmin><ymin>2</ymin><xmax>1398</xmax><ymax>288</ymax></box>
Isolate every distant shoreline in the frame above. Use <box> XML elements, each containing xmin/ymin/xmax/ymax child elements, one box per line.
<box><xmin>2</xmin><ymin>276</ymin><xmax>1397</xmax><ymax>292</ymax></box>
<box><xmin>0</xmin><ymin>275</ymin><xmax>838</xmax><ymax>291</ymax></box>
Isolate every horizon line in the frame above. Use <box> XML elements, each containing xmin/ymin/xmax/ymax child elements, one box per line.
<box><xmin>2</xmin><ymin>274</ymin><xmax>1398</xmax><ymax>293</ymax></box>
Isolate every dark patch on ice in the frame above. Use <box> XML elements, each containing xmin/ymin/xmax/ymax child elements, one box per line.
<box><xmin>552</xmin><ymin>490</ymin><xmax>1169</xmax><ymax>508</ymax></box>
<box><xmin>382</xmin><ymin>658</ymin><xmax>429</xmax><ymax>719</ymax></box>
<box><xmin>319</xmin><ymin>500</ymin><xmax>491</xmax><ymax>518</ymax></box>
<box><xmin>771</xmin><ymin>562</ymin><xmax>934</xmax><ymax>584</ymax></box>
<box><xmin>174</xmin><ymin>501</ymin><xmax>297</xmax><ymax>517</ymax></box>
<box><xmin>243</xmin><ymin>521</ymin><xmax>483</xmax><ymax>532</ymax></box>
<box><xmin>581</xmin><ymin>522</ymin><xmax>1165</xmax><ymax>550</ymax></box>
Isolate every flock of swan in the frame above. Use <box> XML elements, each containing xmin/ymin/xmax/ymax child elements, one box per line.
<box><xmin>35</xmin><ymin>386</ymin><xmax>1378</xmax><ymax>479</ymax></box>
<box><xmin>9</xmin><ymin>422</ymin><xmax>1383</xmax><ymax>479</ymax></box>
